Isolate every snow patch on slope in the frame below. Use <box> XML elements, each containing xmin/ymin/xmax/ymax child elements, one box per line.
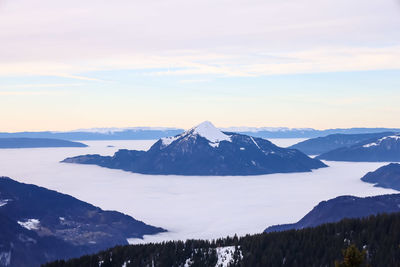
<box><xmin>184</xmin><ymin>258</ymin><xmax>193</xmax><ymax>267</ymax></box>
<box><xmin>161</xmin><ymin>135</ymin><xmax>180</xmax><ymax>147</ymax></box>
<box><xmin>0</xmin><ymin>251</ymin><xmax>11</xmax><ymax>266</ymax></box>
<box><xmin>216</xmin><ymin>246</ymin><xmax>241</xmax><ymax>267</ymax></box>
<box><xmin>182</xmin><ymin>246</ymin><xmax>240</xmax><ymax>267</ymax></box>
<box><xmin>363</xmin><ymin>135</ymin><xmax>400</xmax><ymax>148</ymax></box>
<box><xmin>250</xmin><ymin>136</ymin><xmax>261</xmax><ymax>150</ymax></box>
<box><xmin>17</xmin><ymin>219</ymin><xmax>40</xmax><ymax>230</ymax></box>
<box><xmin>0</xmin><ymin>199</ymin><xmax>11</xmax><ymax>207</ymax></box>
<box><xmin>221</xmin><ymin>127</ymin><xmax>314</xmax><ymax>133</ymax></box>
<box><xmin>249</xmin><ymin>136</ymin><xmax>274</xmax><ymax>155</ymax></box>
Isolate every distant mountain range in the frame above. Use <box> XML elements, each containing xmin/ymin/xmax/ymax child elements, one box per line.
<box><xmin>62</xmin><ymin>121</ymin><xmax>326</xmax><ymax>175</ymax></box>
<box><xmin>361</xmin><ymin>163</ymin><xmax>400</xmax><ymax>191</ymax></box>
<box><xmin>1</xmin><ymin>127</ymin><xmax>399</xmax><ymax>140</ymax></box>
<box><xmin>316</xmin><ymin>134</ymin><xmax>400</xmax><ymax>162</ymax></box>
<box><xmin>226</xmin><ymin>127</ymin><xmax>400</xmax><ymax>139</ymax></box>
<box><xmin>265</xmin><ymin>193</ymin><xmax>400</xmax><ymax>233</ymax></box>
<box><xmin>0</xmin><ymin>138</ymin><xmax>87</xmax><ymax>149</ymax></box>
<box><xmin>0</xmin><ymin>177</ymin><xmax>165</xmax><ymax>267</ymax></box>
<box><xmin>0</xmin><ymin>128</ymin><xmax>183</xmax><ymax>141</ymax></box>
<box><xmin>289</xmin><ymin>132</ymin><xmax>395</xmax><ymax>155</ymax></box>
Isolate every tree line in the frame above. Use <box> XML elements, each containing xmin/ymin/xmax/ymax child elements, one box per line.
<box><xmin>44</xmin><ymin>212</ymin><xmax>400</xmax><ymax>267</ymax></box>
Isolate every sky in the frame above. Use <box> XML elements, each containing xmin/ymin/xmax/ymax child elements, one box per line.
<box><xmin>1</xmin><ymin>0</ymin><xmax>400</xmax><ymax>131</ymax></box>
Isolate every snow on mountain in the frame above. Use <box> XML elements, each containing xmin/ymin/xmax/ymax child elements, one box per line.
<box><xmin>221</xmin><ymin>126</ymin><xmax>314</xmax><ymax>133</ymax></box>
<box><xmin>63</xmin><ymin>121</ymin><xmax>327</xmax><ymax>175</ymax></box>
<box><xmin>0</xmin><ymin>176</ymin><xmax>166</xmax><ymax>266</ymax></box>
<box><xmin>17</xmin><ymin>219</ymin><xmax>40</xmax><ymax>230</ymax></box>
<box><xmin>317</xmin><ymin>134</ymin><xmax>400</xmax><ymax>162</ymax></box>
<box><xmin>290</xmin><ymin>132</ymin><xmax>396</xmax><ymax>155</ymax></box>
<box><xmin>65</xmin><ymin>125</ymin><xmax>312</xmax><ymax>135</ymax></box>
<box><xmin>161</xmin><ymin>135</ymin><xmax>180</xmax><ymax>147</ymax></box>
<box><xmin>161</xmin><ymin>121</ymin><xmax>231</xmax><ymax>149</ymax></box>
<box><xmin>192</xmin><ymin>121</ymin><xmax>231</xmax><ymax>143</ymax></box>
<box><xmin>0</xmin><ymin>199</ymin><xmax>10</xmax><ymax>207</ymax></box>
<box><xmin>0</xmin><ymin>251</ymin><xmax>11</xmax><ymax>267</ymax></box>
<box><xmin>363</xmin><ymin>135</ymin><xmax>400</xmax><ymax>148</ymax></box>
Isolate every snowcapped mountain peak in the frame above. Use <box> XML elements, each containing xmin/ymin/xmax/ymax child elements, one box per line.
<box><xmin>161</xmin><ymin>121</ymin><xmax>231</xmax><ymax>149</ymax></box>
<box><xmin>160</xmin><ymin>121</ymin><xmax>230</xmax><ymax>148</ymax></box>
<box><xmin>190</xmin><ymin>121</ymin><xmax>231</xmax><ymax>144</ymax></box>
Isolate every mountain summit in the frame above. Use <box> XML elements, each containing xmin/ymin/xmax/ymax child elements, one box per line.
<box><xmin>63</xmin><ymin>121</ymin><xmax>327</xmax><ymax>175</ymax></box>
<box><xmin>160</xmin><ymin>121</ymin><xmax>231</xmax><ymax>149</ymax></box>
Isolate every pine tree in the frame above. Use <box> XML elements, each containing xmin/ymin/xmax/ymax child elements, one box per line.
<box><xmin>335</xmin><ymin>244</ymin><xmax>366</xmax><ymax>267</ymax></box>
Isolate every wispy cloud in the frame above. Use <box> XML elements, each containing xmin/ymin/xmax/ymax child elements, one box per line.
<box><xmin>178</xmin><ymin>79</ymin><xmax>212</xmax><ymax>84</ymax></box>
<box><xmin>56</xmin><ymin>74</ymin><xmax>105</xmax><ymax>82</ymax></box>
<box><xmin>134</xmin><ymin>46</ymin><xmax>400</xmax><ymax>77</ymax></box>
<box><xmin>0</xmin><ymin>0</ymin><xmax>399</xmax><ymax>78</ymax></box>
<box><xmin>2</xmin><ymin>45</ymin><xmax>399</xmax><ymax>79</ymax></box>
<box><xmin>0</xmin><ymin>83</ymin><xmax>83</xmax><ymax>89</ymax></box>
<box><xmin>0</xmin><ymin>90</ymin><xmax>67</xmax><ymax>96</ymax></box>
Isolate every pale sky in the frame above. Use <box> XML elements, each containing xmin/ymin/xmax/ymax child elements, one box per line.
<box><xmin>1</xmin><ymin>0</ymin><xmax>400</xmax><ymax>131</ymax></box>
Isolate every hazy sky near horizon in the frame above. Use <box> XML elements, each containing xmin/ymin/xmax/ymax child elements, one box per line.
<box><xmin>1</xmin><ymin>0</ymin><xmax>400</xmax><ymax>131</ymax></box>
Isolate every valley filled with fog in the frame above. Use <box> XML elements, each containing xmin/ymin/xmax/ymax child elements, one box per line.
<box><xmin>0</xmin><ymin>139</ymin><xmax>395</xmax><ymax>244</ymax></box>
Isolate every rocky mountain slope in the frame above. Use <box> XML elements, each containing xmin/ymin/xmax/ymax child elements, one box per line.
<box><xmin>63</xmin><ymin>121</ymin><xmax>327</xmax><ymax>175</ymax></box>
<box><xmin>289</xmin><ymin>132</ymin><xmax>395</xmax><ymax>155</ymax></box>
<box><xmin>265</xmin><ymin>194</ymin><xmax>400</xmax><ymax>232</ymax></box>
<box><xmin>361</xmin><ymin>163</ymin><xmax>400</xmax><ymax>191</ymax></box>
<box><xmin>0</xmin><ymin>177</ymin><xmax>165</xmax><ymax>266</ymax></box>
<box><xmin>316</xmin><ymin>134</ymin><xmax>400</xmax><ymax>162</ymax></box>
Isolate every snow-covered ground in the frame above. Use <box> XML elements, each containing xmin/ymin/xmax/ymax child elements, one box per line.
<box><xmin>17</xmin><ymin>219</ymin><xmax>40</xmax><ymax>230</ymax></box>
<box><xmin>0</xmin><ymin>139</ymin><xmax>396</xmax><ymax>244</ymax></box>
<box><xmin>215</xmin><ymin>246</ymin><xmax>240</xmax><ymax>267</ymax></box>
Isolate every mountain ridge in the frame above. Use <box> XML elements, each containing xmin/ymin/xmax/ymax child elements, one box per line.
<box><xmin>361</xmin><ymin>163</ymin><xmax>400</xmax><ymax>190</ymax></box>
<box><xmin>264</xmin><ymin>193</ymin><xmax>400</xmax><ymax>233</ymax></box>
<box><xmin>0</xmin><ymin>138</ymin><xmax>87</xmax><ymax>148</ymax></box>
<box><xmin>316</xmin><ymin>134</ymin><xmax>400</xmax><ymax>162</ymax></box>
<box><xmin>0</xmin><ymin>176</ymin><xmax>166</xmax><ymax>266</ymax></box>
<box><xmin>2</xmin><ymin>127</ymin><xmax>400</xmax><ymax>140</ymax></box>
<box><xmin>289</xmin><ymin>132</ymin><xmax>395</xmax><ymax>155</ymax></box>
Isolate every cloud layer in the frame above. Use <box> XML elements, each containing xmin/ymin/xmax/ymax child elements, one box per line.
<box><xmin>1</xmin><ymin>0</ymin><xmax>400</xmax><ymax>78</ymax></box>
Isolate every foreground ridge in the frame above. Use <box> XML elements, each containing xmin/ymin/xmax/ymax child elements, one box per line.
<box><xmin>0</xmin><ymin>176</ymin><xmax>165</xmax><ymax>267</ymax></box>
<box><xmin>44</xmin><ymin>212</ymin><xmax>400</xmax><ymax>267</ymax></box>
